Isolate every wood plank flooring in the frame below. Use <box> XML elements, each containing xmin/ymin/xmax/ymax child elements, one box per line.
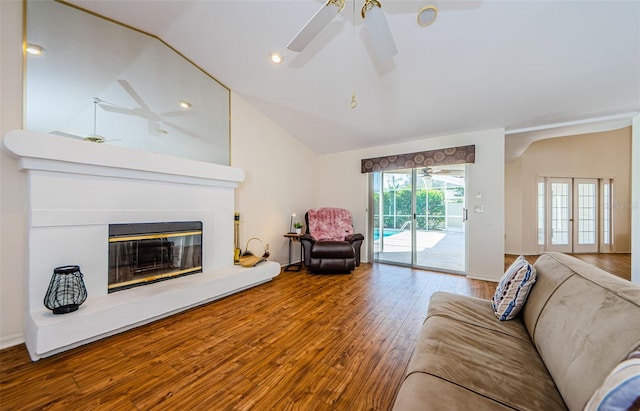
<box><xmin>505</xmin><ymin>253</ymin><xmax>631</xmax><ymax>281</ymax></box>
<box><xmin>0</xmin><ymin>253</ymin><xmax>630</xmax><ymax>410</ymax></box>
<box><xmin>0</xmin><ymin>264</ymin><xmax>495</xmax><ymax>410</ymax></box>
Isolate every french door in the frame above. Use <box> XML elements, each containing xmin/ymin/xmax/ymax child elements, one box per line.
<box><xmin>370</xmin><ymin>166</ymin><xmax>466</xmax><ymax>273</ymax></box>
<box><xmin>539</xmin><ymin>177</ymin><xmax>611</xmax><ymax>253</ymax></box>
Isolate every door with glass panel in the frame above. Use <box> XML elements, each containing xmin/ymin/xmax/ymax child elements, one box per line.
<box><xmin>539</xmin><ymin>177</ymin><xmax>601</xmax><ymax>253</ymax></box>
<box><xmin>573</xmin><ymin>179</ymin><xmax>599</xmax><ymax>253</ymax></box>
<box><xmin>371</xmin><ymin>166</ymin><xmax>466</xmax><ymax>273</ymax></box>
<box><xmin>545</xmin><ymin>178</ymin><xmax>573</xmax><ymax>252</ymax></box>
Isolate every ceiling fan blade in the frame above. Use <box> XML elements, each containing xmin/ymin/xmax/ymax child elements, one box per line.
<box><xmin>287</xmin><ymin>0</ymin><xmax>344</xmax><ymax>52</ymax></box>
<box><xmin>362</xmin><ymin>0</ymin><xmax>397</xmax><ymax>62</ymax></box>
<box><xmin>163</xmin><ymin>120</ymin><xmax>202</xmax><ymax>139</ymax></box>
<box><xmin>99</xmin><ymin>104</ymin><xmax>138</xmax><ymax>116</ymax></box>
<box><xmin>117</xmin><ymin>79</ymin><xmax>151</xmax><ymax>111</ymax></box>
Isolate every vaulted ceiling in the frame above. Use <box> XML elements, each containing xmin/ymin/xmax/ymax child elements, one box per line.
<box><xmin>68</xmin><ymin>0</ymin><xmax>640</xmax><ymax>156</ymax></box>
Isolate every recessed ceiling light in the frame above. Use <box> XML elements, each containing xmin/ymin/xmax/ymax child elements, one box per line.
<box><xmin>270</xmin><ymin>52</ymin><xmax>284</xmax><ymax>64</ymax></box>
<box><xmin>26</xmin><ymin>43</ymin><xmax>45</xmax><ymax>56</ymax></box>
<box><xmin>179</xmin><ymin>100</ymin><xmax>192</xmax><ymax>109</ymax></box>
<box><xmin>417</xmin><ymin>5</ymin><xmax>438</xmax><ymax>27</ymax></box>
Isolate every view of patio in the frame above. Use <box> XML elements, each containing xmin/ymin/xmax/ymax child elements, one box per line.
<box><xmin>372</xmin><ymin>167</ymin><xmax>466</xmax><ymax>273</ymax></box>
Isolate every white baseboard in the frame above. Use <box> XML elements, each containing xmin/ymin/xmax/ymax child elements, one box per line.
<box><xmin>0</xmin><ymin>333</ymin><xmax>24</xmax><ymax>350</ymax></box>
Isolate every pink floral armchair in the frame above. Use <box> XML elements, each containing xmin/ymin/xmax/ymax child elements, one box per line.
<box><xmin>301</xmin><ymin>207</ymin><xmax>364</xmax><ymax>274</ymax></box>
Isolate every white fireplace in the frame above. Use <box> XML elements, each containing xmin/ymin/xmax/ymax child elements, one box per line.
<box><xmin>3</xmin><ymin>130</ymin><xmax>280</xmax><ymax>361</ymax></box>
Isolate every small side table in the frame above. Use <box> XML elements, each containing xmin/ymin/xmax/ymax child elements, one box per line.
<box><xmin>283</xmin><ymin>233</ymin><xmax>303</xmax><ymax>271</ymax></box>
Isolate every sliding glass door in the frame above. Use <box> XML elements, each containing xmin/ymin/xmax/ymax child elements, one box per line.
<box><xmin>371</xmin><ymin>165</ymin><xmax>466</xmax><ymax>273</ymax></box>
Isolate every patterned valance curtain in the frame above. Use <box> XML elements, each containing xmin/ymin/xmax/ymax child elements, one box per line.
<box><xmin>361</xmin><ymin>145</ymin><xmax>475</xmax><ymax>173</ymax></box>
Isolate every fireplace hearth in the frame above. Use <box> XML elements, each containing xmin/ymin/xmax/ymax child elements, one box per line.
<box><xmin>5</xmin><ymin>130</ymin><xmax>280</xmax><ymax>361</ymax></box>
<box><xmin>108</xmin><ymin>222</ymin><xmax>203</xmax><ymax>292</ymax></box>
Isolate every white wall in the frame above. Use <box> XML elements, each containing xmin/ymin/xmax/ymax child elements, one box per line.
<box><xmin>230</xmin><ymin>93</ymin><xmax>318</xmax><ymax>266</ymax></box>
<box><xmin>0</xmin><ymin>0</ymin><xmax>28</xmax><ymax>349</ymax></box>
<box><xmin>317</xmin><ymin>129</ymin><xmax>506</xmax><ymax>281</ymax></box>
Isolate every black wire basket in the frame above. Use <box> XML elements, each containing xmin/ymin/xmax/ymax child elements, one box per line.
<box><xmin>43</xmin><ymin>265</ymin><xmax>88</xmax><ymax>314</ymax></box>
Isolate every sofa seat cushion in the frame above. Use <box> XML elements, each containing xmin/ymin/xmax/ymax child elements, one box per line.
<box><xmin>393</xmin><ymin>373</ymin><xmax>516</xmax><ymax>411</ymax></box>
<box><xmin>401</xmin><ymin>292</ymin><xmax>566</xmax><ymax>410</ymax></box>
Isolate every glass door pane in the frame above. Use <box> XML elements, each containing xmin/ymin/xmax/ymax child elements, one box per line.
<box><xmin>373</xmin><ymin>169</ymin><xmax>413</xmax><ymax>266</ymax></box>
<box><xmin>415</xmin><ymin>166</ymin><xmax>466</xmax><ymax>273</ymax></box>
<box><xmin>548</xmin><ymin>178</ymin><xmax>572</xmax><ymax>252</ymax></box>
<box><xmin>574</xmin><ymin>179</ymin><xmax>598</xmax><ymax>253</ymax></box>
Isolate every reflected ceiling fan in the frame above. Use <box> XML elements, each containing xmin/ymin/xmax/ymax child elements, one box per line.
<box><xmin>99</xmin><ymin>79</ymin><xmax>200</xmax><ymax>138</ymax></box>
<box><xmin>287</xmin><ymin>0</ymin><xmax>397</xmax><ymax>62</ymax></box>
<box><xmin>419</xmin><ymin>167</ymin><xmax>464</xmax><ymax>177</ymax></box>
<box><xmin>50</xmin><ymin>97</ymin><xmax>120</xmax><ymax>143</ymax></box>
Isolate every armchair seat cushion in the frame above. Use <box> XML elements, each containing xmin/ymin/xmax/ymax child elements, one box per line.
<box><xmin>311</xmin><ymin>241</ymin><xmax>355</xmax><ymax>258</ymax></box>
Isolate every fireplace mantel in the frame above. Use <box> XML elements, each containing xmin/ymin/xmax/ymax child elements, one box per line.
<box><xmin>4</xmin><ymin>129</ymin><xmax>243</xmax><ymax>186</ymax></box>
<box><xmin>3</xmin><ymin>130</ymin><xmax>280</xmax><ymax>361</ymax></box>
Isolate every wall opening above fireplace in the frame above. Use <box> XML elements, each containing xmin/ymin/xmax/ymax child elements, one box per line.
<box><xmin>108</xmin><ymin>222</ymin><xmax>203</xmax><ymax>293</ymax></box>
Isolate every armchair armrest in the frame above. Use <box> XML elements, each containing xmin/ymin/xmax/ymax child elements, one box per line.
<box><xmin>345</xmin><ymin>233</ymin><xmax>364</xmax><ymax>243</ymax></box>
<box><xmin>300</xmin><ymin>234</ymin><xmax>316</xmax><ymax>266</ymax></box>
<box><xmin>300</xmin><ymin>233</ymin><xmax>316</xmax><ymax>243</ymax></box>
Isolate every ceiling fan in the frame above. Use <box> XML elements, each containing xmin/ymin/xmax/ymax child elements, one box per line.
<box><xmin>419</xmin><ymin>167</ymin><xmax>464</xmax><ymax>177</ymax></box>
<box><xmin>287</xmin><ymin>0</ymin><xmax>397</xmax><ymax>63</ymax></box>
<box><xmin>49</xmin><ymin>97</ymin><xmax>120</xmax><ymax>143</ymax></box>
<box><xmin>99</xmin><ymin>79</ymin><xmax>200</xmax><ymax>138</ymax></box>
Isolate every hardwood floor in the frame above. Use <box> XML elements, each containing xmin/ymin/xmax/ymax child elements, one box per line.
<box><xmin>0</xmin><ymin>253</ymin><xmax>631</xmax><ymax>410</ymax></box>
<box><xmin>0</xmin><ymin>264</ymin><xmax>495</xmax><ymax>411</ymax></box>
<box><xmin>505</xmin><ymin>253</ymin><xmax>632</xmax><ymax>281</ymax></box>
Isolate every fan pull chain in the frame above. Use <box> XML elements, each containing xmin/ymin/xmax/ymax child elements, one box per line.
<box><xmin>92</xmin><ymin>97</ymin><xmax>98</xmax><ymax>136</ymax></box>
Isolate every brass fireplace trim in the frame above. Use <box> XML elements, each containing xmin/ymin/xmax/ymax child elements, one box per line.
<box><xmin>108</xmin><ymin>266</ymin><xmax>203</xmax><ymax>290</ymax></box>
<box><xmin>108</xmin><ymin>230</ymin><xmax>203</xmax><ymax>243</ymax></box>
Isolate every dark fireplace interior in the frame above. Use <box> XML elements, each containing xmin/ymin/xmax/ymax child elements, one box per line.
<box><xmin>108</xmin><ymin>221</ymin><xmax>203</xmax><ymax>293</ymax></box>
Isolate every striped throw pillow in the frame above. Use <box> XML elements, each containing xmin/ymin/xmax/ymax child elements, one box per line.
<box><xmin>584</xmin><ymin>351</ymin><xmax>640</xmax><ymax>411</ymax></box>
<box><xmin>492</xmin><ymin>255</ymin><xmax>537</xmax><ymax>321</ymax></box>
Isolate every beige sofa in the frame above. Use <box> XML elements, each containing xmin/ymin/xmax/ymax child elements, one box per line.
<box><xmin>392</xmin><ymin>252</ymin><xmax>640</xmax><ymax>410</ymax></box>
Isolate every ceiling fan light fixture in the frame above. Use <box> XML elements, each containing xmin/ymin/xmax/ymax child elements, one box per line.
<box><xmin>269</xmin><ymin>52</ymin><xmax>284</xmax><ymax>64</ymax></box>
<box><xmin>26</xmin><ymin>43</ymin><xmax>45</xmax><ymax>55</ymax></box>
<box><xmin>417</xmin><ymin>5</ymin><xmax>438</xmax><ymax>27</ymax></box>
<box><xmin>286</xmin><ymin>0</ymin><xmax>345</xmax><ymax>52</ymax></box>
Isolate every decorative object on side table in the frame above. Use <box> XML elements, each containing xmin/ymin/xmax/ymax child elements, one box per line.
<box><xmin>43</xmin><ymin>265</ymin><xmax>88</xmax><ymax>314</ymax></box>
<box><xmin>288</xmin><ymin>213</ymin><xmax>296</xmax><ymax>234</ymax></box>
<box><xmin>293</xmin><ymin>221</ymin><xmax>303</xmax><ymax>234</ymax></box>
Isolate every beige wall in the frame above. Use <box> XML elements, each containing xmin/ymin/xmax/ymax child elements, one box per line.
<box><xmin>505</xmin><ymin>127</ymin><xmax>632</xmax><ymax>254</ymax></box>
<box><xmin>1</xmin><ymin>0</ymin><xmax>28</xmax><ymax>348</ymax></box>
<box><xmin>230</xmin><ymin>93</ymin><xmax>318</xmax><ymax>266</ymax></box>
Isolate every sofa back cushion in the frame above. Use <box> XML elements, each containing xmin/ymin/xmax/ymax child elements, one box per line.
<box><xmin>307</xmin><ymin>208</ymin><xmax>354</xmax><ymax>241</ymax></box>
<box><xmin>522</xmin><ymin>253</ymin><xmax>640</xmax><ymax>411</ymax></box>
